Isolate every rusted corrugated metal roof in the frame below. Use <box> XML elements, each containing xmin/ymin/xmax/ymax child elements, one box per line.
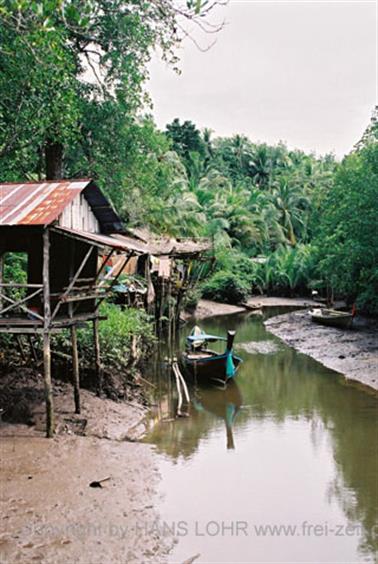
<box><xmin>0</xmin><ymin>179</ymin><xmax>91</xmax><ymax>226</ymax></box>
<box><xmin>0</xmin><ymin>179</ymin><xmax>124</xmax><ymax>233</ymax></box>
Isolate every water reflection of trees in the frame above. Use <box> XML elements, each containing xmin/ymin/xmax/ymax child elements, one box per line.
<box><xmin>239</xmin><ymin>348</ymin><xmax>378</xmax><ymax>558</ymax></box>
<box><xmin>319</xmin><ymin>383</ymin><xmax>378</xmax><ymax>557</ymax></box>
<box><xmin>144</xmin><ymin>316</ymin><xmax>377</xmax><ymax>557</ymax></box>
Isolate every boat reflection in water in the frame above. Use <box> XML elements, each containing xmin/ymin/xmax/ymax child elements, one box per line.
<box><xmin>144</xmin><ymin>374</ymin><xmax>243</xmax><ymax>457</ymax></box>
<box><xmin>192</xmin><ymin>379</ymin><xmax>242</xmax><ymax>449</ymax></box>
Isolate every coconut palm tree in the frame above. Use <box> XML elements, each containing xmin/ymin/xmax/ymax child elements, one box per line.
<box><xmin>208</xmin><ymin>183</ymin><xmax>261</xmax><ymax>248</ymax></box>
<box><xmin>246</xmin><ymin>144</ymin><xmax>272</xmax><ymax>188</ymax></box>
<box><xmin>269</xmin><ymin>178</ymin><xmax>310</xmax><ymax>245</ymax></box>
<box><xmin>202</xmin><ymin>127</ymin><xmax>214</xmax><ymax>164</ymax></box>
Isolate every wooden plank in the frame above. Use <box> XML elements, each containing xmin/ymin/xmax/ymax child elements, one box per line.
<box><xmin>0</xmin><ymin>318</ymin><xmax>42</xmax><ymax>326</ymax></box>
<box><xmin>51</xmin><ymin>312</ymin><xmax>102</xmax><ymax>327</ymax></box>
<box><xmin>0</xmin><ymin>326</ymin><xmax>64</xmax><ymax>334</ymax></box>
<box><xmin>0</xmin><ymin>283</ymin><xmax>43</xmax><ymax>288</ymax></box>
<box><xmin>69</xmin><ymin>277</ymin><xmax>97</xmax><ymax>283</ymax></box>
<box><xmin>0</xmin><ymin>327</ymin><xmax>45</xmax><ymax>334</ymax></box>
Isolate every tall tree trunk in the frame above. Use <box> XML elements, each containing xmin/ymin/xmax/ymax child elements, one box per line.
<box><xmin>45</xmin><ymin>140</ymin><xmax>64</xmax><ymax>180</ymax></box>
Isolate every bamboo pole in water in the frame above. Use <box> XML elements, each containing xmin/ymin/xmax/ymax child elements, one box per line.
<box><xmin>176</xmin><ymin>365</ymin><xmax>190</xmax><ymax>403</ymax></box>
<box><xmin>173</xmin><ymin>363</ymin><xmax>183</xmax><ymax>416</ymax></box>
<box><xmin>172</xmin><ymin>361</ymin><xmax>190</xmax><ymax>416</ymax></box>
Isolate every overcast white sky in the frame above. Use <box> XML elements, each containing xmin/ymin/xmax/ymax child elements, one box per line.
<box><xmin>147</xmin><ymin>0</ymin><xmax>377</xmax><ymax>158</ymax></box>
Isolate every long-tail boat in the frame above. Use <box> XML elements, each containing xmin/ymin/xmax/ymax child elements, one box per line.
<box><xmin>309</xmin><ymin>308</ymin><xmax>354</xmax><ymax>329</ymax></box>
<box><xmin>181</xmin><ymin>325</ymin><xmax>242</xmax><ymax>386</ymax></box>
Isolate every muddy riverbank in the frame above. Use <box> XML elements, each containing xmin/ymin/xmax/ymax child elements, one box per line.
<box><xmin>0</xmin><ymin>376</ymin><xmax>172</xmax><ymax>564</ymax></box>
<box><xmin>265</xmin><ymin>310</ymin><xmax>378</xmax><ymax>391</ymax></box>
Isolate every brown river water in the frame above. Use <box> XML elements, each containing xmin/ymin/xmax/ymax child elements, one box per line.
<box><xmin>143</xmin><ymin>312</ymin><xmax>378</xmax><ymax>564</ymax></box>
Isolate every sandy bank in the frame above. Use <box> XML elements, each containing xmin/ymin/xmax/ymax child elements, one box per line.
<box><xmin>188</xmin><ymin>297</ymin><xmax>322</xmax><ymax>321</ymax></box>
<box><xmin>246</xmin><ymin>296</ymin><xmax>320</xmax><ymax>308</ymax></box>
<box><xmin>265</xmin><ymin>311</ymin><xmax>378</xmax><ymax>391</ymax></box>
<box><xmin>0</xmin><ymin>380</ymin><xmax>171</xmax><ymax>564</ymax></box>
<box><xmin>188</xmin><ymin>299</ymin><xmax>247</xmax><ymax>320</ymax></box>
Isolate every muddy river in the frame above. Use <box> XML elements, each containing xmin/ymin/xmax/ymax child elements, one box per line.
<box><xmin>143</xmin><ymin>312</ymin><xmax>378</xmax><ymax>563</ymax></box>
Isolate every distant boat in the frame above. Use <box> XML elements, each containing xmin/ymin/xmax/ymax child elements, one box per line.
<box><xmin>309</xmin><ymin>308</ymin><xmax>354</xmax><ymax>329</ymax></box>
<box><xmin>181</xmin><ymin>325</ymin><xmax>242</xmax><ymax>386</ymax></box>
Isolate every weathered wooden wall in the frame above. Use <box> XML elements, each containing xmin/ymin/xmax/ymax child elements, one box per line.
<box><xmin>58</xmin><ymin>193</ymin><xmax>100</xmax><ymax>233</ymax></box>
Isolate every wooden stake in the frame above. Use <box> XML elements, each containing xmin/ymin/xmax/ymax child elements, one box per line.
<box><xmin>16</xmin><ymin>335</ymin><xmax>27</xmax><ymax>361</ymax></box>
<box><xmin>28</xmin><ymin>335</ymin><xmax>39</xmax><ymax>363</ymax></box>
<box><xmin>71</xmin><ymin>325</ymin><xmax>80</xmax><ymax>413</ymax></box>
<box><xmin>93</xmin><ymin>317</ymin><xmax>103</xmax><ymax>396</ymax></box>
<box><xmin>43</xmin><ymin>228</ymin><xmax>54</xmax><ymax>438</ymax></box>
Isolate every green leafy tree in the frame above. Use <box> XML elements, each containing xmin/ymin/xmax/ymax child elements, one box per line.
<box><xmin>316</xmin><ymin>141</ymin><xmax>378</xmax><ymax>312</ymax></box>
<box><xmin>0</xmin><ymin>0</ymin><xmax>221</xmax><ymax>179</ymax></box>
<box><xmin>165</xmin><ymin>118</ymin><xmax>205</xmax><ymax>167</ymax></box>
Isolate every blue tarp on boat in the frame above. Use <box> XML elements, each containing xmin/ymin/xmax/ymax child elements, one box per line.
<box><xmin>186</xmin><ymin>334</ymin><xmax>227</xmax><ymax>342</ymax></box>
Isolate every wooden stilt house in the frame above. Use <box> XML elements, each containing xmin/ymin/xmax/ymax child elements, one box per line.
<box><xmin>0</xmin><ymin>179</ymin><xmax>138</xmax><ymax>436</ymax></box>
<box><xmin>0</xmin><ymin>179</ymin><xmax>212</xmax><ymax>437</ymax></box>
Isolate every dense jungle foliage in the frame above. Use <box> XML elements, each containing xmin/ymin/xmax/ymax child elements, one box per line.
<box><xmin>1</xmin><ymin>2</ymin><xmax>377</xmax><ymax>313</ymax></box>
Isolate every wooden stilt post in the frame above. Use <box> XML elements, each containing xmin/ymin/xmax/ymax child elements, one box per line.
<box><xmin>69</xmin><ymin>240</ymin><xmax>81</xmax><ymax>413</ymax></box>
<box><xmin>167</xmin><ymin>279</ymin><xmax>172</xmax><ymax>355</ymax></box>
<box><xmin>71</xmin><ymin>325</ymin><xmax>80</xmax><ymax>413</ymax></box>
<box><xmin>93</xmin><ymin>317</ymin><xmax>103</xmax><ymax>396</ymax></box>
<box><xmin>43</xmin><ymin>228</ymin><xmax>54</xmax><ymax>437</ymax></box>
<box><xmin>0</xmin><ymin>252</ymin><xmax>3</xmax><ymax>310</ymax></box>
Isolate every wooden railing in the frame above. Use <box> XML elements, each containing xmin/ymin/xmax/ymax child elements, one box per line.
<box><xmin>0</xmin><ymin>283</ymin><xmax>44</xmax><ymax>320</ymax></box>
